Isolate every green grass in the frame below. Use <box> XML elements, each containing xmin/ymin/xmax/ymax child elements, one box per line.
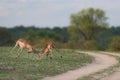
<box><xmin>0</xmin><ymin>47</ymin><xmax>93</xmax><ymax>80</ymax></box>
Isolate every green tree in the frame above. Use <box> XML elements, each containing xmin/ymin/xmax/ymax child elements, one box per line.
<box><xmin>68</xmin><ymin>7</ymin><xmax>108</xmax><ymax>40</ymax></box>
<box><xmin>0</xmin><ymin>27</ymin><xmax>13</xmax><ymax>46</ymax></box>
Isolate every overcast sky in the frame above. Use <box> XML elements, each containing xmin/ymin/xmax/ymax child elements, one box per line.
<box><xmin>0</xmin><ymin>0</ymin><xmax>120</xmax><ymax>28</ymax></box>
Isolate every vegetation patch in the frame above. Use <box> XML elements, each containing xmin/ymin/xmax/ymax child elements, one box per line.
<box><xmin>0</xmin><ymin>47</ymin><xmax>93</xmax><ymax>80</ymax></box>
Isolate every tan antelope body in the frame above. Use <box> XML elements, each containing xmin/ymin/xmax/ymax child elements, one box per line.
<box><xmin>38</xmin><ymin>40</ymin><xmax>55</xmax><ymax>59</ymax></box>
<box><xmin>10</xmin><ymin>38</ymin><xmax>38</xmax><ymax>58</ymax></box>
<box><xmin>38</xmin><ymin>40</ymin><xmax>62</xmax><ymax>59</ymax></box>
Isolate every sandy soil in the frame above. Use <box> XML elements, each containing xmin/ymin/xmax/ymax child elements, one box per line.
<box><xmin>100</xmin><ymin>52</ymin><xmax>120</xmax><ymax>80</ymax></box>
<box><xmin>101</xmin><ymin>68</ymin><xmax>120</xmax><ymax>80</ymax></box>
<box><xmin>42</xmin><ymin>51</ymin><xmax>118</xmax><ymax>80</ymax></box>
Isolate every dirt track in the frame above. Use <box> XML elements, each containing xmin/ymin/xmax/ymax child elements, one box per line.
<box><xmin>42</xmin><ymin>51</ymin><xmax>118</xmax><ymax>80</ymax></box>
<box><xmin>101</xmin><ymin>52</ymin><xmax>120</xmax><ymax>80</ymax></box>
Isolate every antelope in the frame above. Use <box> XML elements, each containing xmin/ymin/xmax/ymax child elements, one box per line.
<box><xmin>38</xmin><ymin>40</ymin><xmax>62</xmax><ymax>59</ymax></box>
<box><xmin>10</xmin><ymin>38</ymin><xmax>38</xmax><ymax>58</ymax></box>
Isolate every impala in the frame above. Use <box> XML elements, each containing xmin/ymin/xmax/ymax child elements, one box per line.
<box><xmin>38</xmin><ymin>40</ymin><xmax>62</xmax><ymax>59</ymax></box>
<box><xmin>10</xmin><ymin>38</ymin><xmax>38</xmax><ymax>58</ymax></box>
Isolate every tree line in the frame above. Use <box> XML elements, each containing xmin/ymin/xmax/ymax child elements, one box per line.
<box><xmin>0</xmin><ymin>25</ymin><xmax>119</xmax><ymax>51</ymax></box>
<box><xmin>0</xmin><ymin>7</ymin><xmax>120</xmax><ymax>51</ymax></box>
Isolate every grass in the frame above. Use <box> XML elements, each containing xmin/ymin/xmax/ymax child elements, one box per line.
<box><xmin>0</xmin><ymin>47</ymin><xmax>93</xmax><ymax>80</ymax></box>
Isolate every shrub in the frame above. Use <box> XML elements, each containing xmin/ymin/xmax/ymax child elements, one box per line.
<box><xmin>82</xmin><ymin>40</ymin><xmax>98</xmax><ymax>50</ymax></box>
<box><xmin>107</xmin><ymin>36</ymin><xmax>120</xmax><ymax>51</ymax></box>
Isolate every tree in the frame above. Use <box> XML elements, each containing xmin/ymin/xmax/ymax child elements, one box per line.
<box><xmin>0</xmin><ymin>27</ymin><xmax>13</xmax><ymax>46</ymax></box>
<box><xmin>68</xmin><ymin>7</ymin><xmax>108</xmax><ymax>40</ymax></box>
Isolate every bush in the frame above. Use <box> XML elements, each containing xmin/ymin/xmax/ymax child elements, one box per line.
<box><xmin>82</xmin><ymin>40</ymin><xmax>98</xmax><ymax>50</ymax></box>
<box><xmin>107</xmin><ymin>36</ymin><xmax>120</xmax><ymax>51</ymax></box>
<box><xmin>0</xmin><ymin>27</ymin><xmax>13</xmax><ymax>46</ymax></box>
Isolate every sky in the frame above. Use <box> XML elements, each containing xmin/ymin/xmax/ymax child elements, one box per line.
<box><xmin>0</xmin><ymin>0</ymin><xmax>120</xmax><ymax>28</ymax></box>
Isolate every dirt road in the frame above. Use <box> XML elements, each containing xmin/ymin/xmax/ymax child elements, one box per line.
<box><xmin>42</xmin><ymin>51</ymin><xmax>118</xmax><ymax>80</ymax></box>
<box><xmin>101</xmin><ymin>52</ymin><xmax>120</xmax><ymax>80</ymax></box>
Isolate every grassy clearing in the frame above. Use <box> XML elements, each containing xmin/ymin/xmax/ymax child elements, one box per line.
<box><xmin>0</xmin><ymin>47</ymin><xmax>93</xmax><ymax>80</ymax></box>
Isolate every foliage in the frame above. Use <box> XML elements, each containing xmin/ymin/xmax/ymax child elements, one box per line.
<box><xmin>82</xmin><ymin>40</ymin><xmax>98</xmax><ymax>50</ymax></box>
<box><xmin>110</xmin><ymin>26</ymin><xmax>120</xmax><ymax>36</ymax></box>
<box><xmin>66</xmin><ymin>40</ymin><xmax>81</xmax><ymax>49</ymax></box>
<box><xmin>0</xmin><ymin>25</ymin><xmax>120</xmax><ymax>50</ymax></box>
<box><xmin>69</xmin><ymin>7</ymin><xmax>108</xmax><ymax>40</ymax></box>
<box><xmin>0</xmin><ymin>27</ymin><xmax>13</xmax><ymax>46</ymax></box>
<box><xmin>108</xmin><ymin>36</ymin><xmax>120</xmax><ymax>51</ymax></box>
<box><xmin>9</xmin><ymin>25</ymin><xmax>31</xmax><ymax>40</ymax></box>
<box><xmin>0</xmin><ymin>8</ymin><xmax>120</xmax><ymax>51</ymax></box>
<box><xmin>94</xmin><ymin>27</ymin><xmax>112</xmax><ymax>50</ymax></box>
<box><xmin>25</xmin><ymin>27</ymin><xmax>69</xmax><ymax>48</ymax></box>
<box><xmin>6</xmin><ymin>26</ymin><xmax>69</xmax><ymax>48</ymax></box>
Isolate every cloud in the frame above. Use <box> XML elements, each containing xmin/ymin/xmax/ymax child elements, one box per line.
<box><xmin>0</xmin><ymin>6</ymin><xmax>3</xmax><ymax>10</ymax></box>
<box><xmin>0</xmin><ymin>0</ymin><xmax>120</xmax><ymax>27</ymax></box>
<box><xmin>18</xmin><ymin>0</ymin><xmax>28</xmax><ymax>3</ymax></box>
